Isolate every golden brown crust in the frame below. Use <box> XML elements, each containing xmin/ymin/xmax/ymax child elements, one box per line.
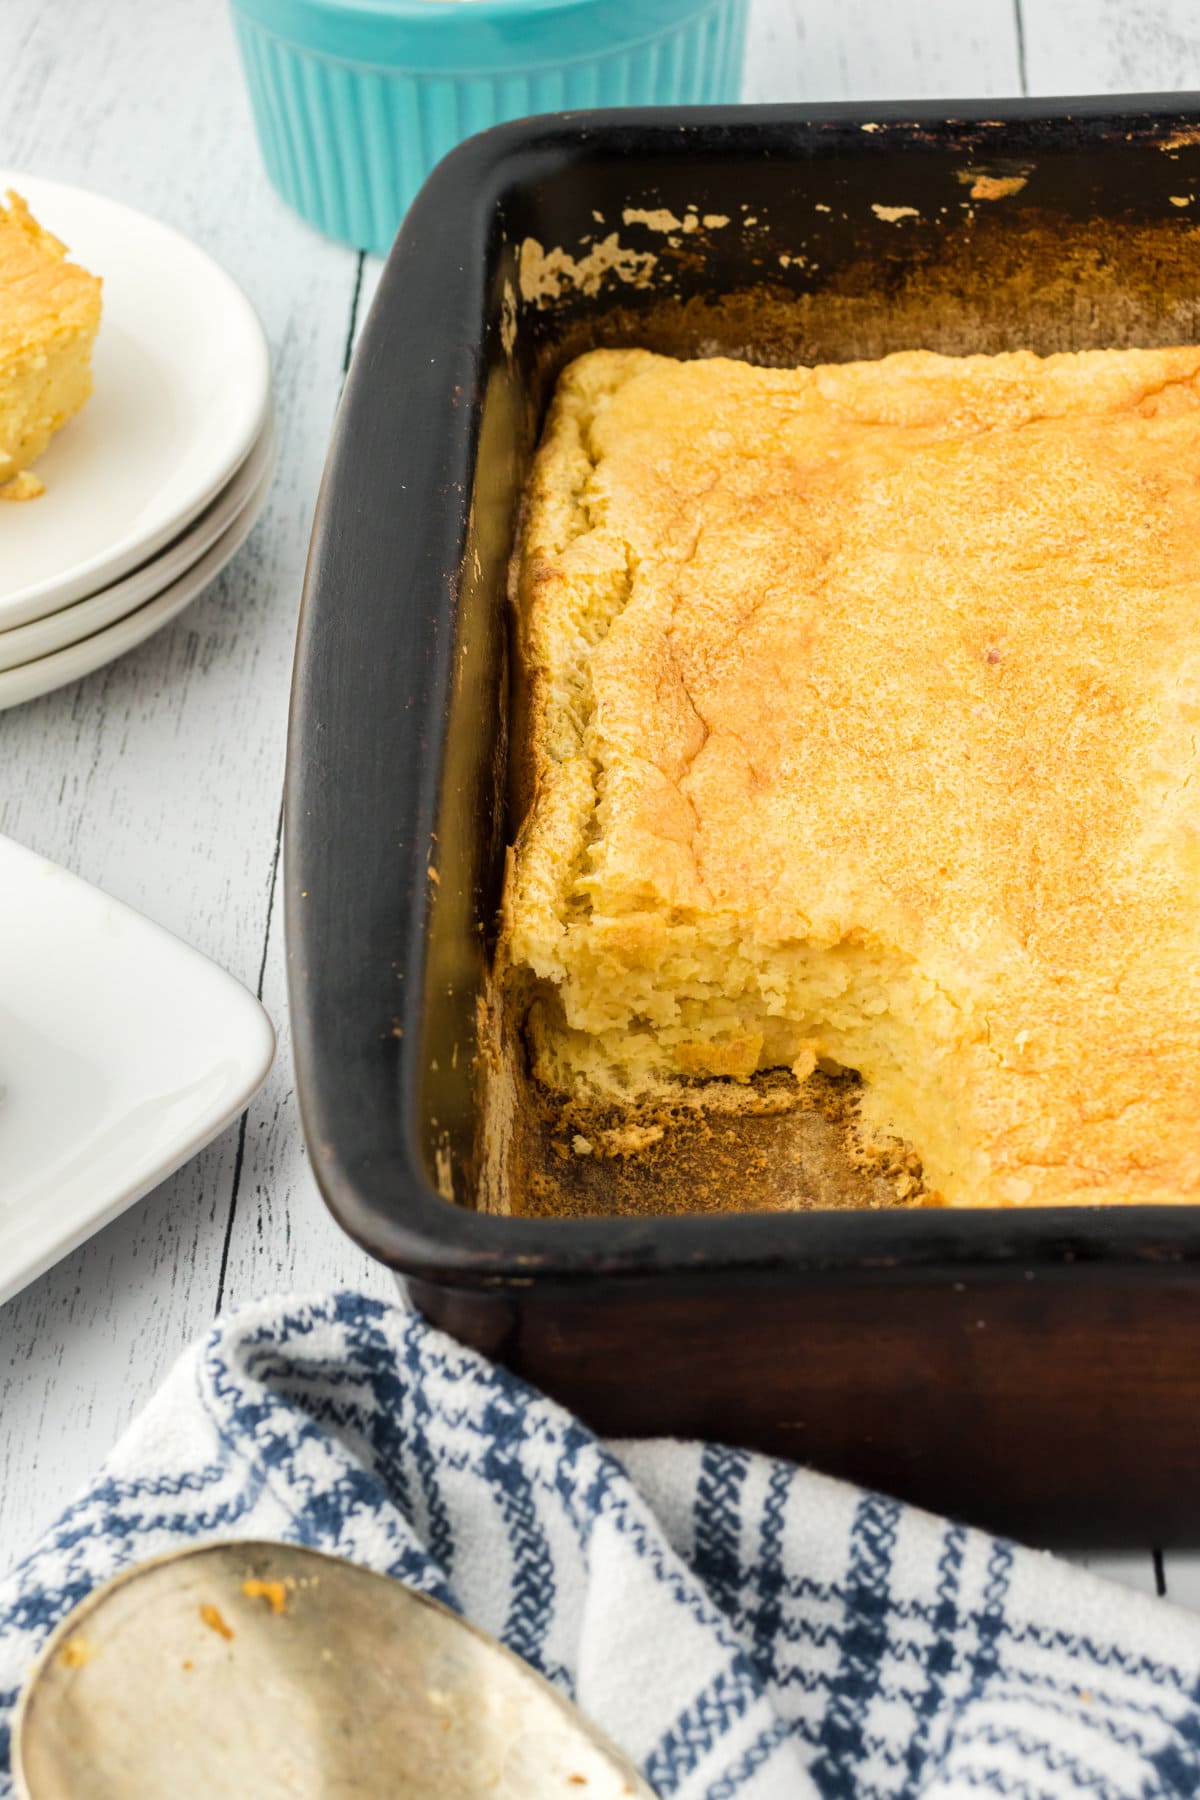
<box><xmin>502</xmin><ymin>345</ymin><xmax>1200</xmax><ymax>1207</ymax></box>
<box><xmin>0</xmin><ymin>192</ymin><xmax>98</xmax><ymax>352</ymax></box>
<box><xmin>0</xmin><ymin>189</ymin><xmax>102</xmax><ymax>490</ymax></box>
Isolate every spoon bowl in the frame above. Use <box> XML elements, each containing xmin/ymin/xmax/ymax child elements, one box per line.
<box><xmin>13</xmin><ymin>1540</ymin><xmax>654</xmax><ymax>1799</ymax></box>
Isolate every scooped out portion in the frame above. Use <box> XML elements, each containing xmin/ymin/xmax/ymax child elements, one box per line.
<box><xmin>501</xmin><ymin>344</ymin><xmax>1200</xmax><ymax>1208</ymax></box>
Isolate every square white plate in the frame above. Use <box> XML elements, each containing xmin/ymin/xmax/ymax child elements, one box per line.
<box><xmin>0</xmin><ymin>835</ymin><xmax>274</xmax><ymax>1305</ymax></box>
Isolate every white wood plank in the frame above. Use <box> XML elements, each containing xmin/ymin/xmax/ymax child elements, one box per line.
<box><xmin>352</xmin><ymin>255</ymin><xmax>386</xmax><ymax>360</ymax></box>
<box><xmin>742</xmin><ymin>0</ymin><xmax>1022</xmax><ymax>103</ymax></box>
<box><xmin>221</xmin><ymin>238</ymin><xmax>392</xmax><ymax>1304</ymax></box>
<box><xmin>0</xmin><ymin>0</ymin><xmax>359</xmax><ymax>1564</ymax></box>
<box><xmin>0</xmin><ymin>1140</ymin><xmax>236</xmax><ymax>1566</ymax></box>
<box><xmin>1020</xmin><ymin>0</ymin><xmax>1200</xmax><ymax>95</ymax></box>
<box><xmin>1069</xmin><ymin>1551</ymin><xmax>1161</xmax><ymax>1598</ymax></box>
<box><xmin>215</xmin><ymin>888</ymin><xmax>396</xmax><ymax>1306</ymax></box>
<box><xmin>1160</xmin><ymin>1552</ymin><xmax>1200</xmax><ymax>1610</ymax></box>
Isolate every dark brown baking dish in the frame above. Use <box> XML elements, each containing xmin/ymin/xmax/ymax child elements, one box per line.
<box><xmin>287</xmin><ymin>98</ymin><xmax>1200</xmax><ymax>1546</ymax></box>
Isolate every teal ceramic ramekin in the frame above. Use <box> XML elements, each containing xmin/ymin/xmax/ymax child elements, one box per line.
<box><xmin>230</xmin><ymin>0</ymin><xmax>750</xmax><ymax>255</ymax></box>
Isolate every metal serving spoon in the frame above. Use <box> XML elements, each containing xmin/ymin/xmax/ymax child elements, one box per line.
<box><xmin>13</xmin><ymin>1540</ymin><xmax>655</xmax><ymax>1799</ymax></box>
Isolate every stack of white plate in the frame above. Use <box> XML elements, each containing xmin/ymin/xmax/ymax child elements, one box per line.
<box><xmin>0</xmin><ymin>173</ymin><xmax>273</xmax><ymax>708</ymax></box>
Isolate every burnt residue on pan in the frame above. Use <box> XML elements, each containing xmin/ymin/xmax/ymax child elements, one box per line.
<box><xmin>474</xmin><ymin>970</ymin><xmax>925</xmax><ymax>1218</ymax></box>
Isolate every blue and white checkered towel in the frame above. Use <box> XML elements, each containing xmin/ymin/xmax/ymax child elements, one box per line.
<box><xmin>2</xmin><ymin>1291</ymin><xmax>1200</xmax><ymax>1798</ymax></box>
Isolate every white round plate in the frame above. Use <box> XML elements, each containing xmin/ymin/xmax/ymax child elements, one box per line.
<box><xmin>0</xmin><ymin>170</ymin><xmax>271</xmax><ymax>630</ymax></box>
<box><xmin>0</xmin><ymin>448</ymin><xmax>274</xmax><ymax>710</ymax></box>
<box><xmin>0</xmin><ymin>417</ymin><xmax>275</xmax><ymax>671</ymax></box>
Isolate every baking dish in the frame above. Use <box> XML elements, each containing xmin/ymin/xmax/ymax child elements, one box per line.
<box><xmin>287</xmin><ymin>100</ymin><xmax>1200</xmax><ymax>1544</ymax></box>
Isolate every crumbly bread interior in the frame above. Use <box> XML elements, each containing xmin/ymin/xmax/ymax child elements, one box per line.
<box><xmin>0</xmin><ymin>190</ymin><xmax>102</xmax><ymax>497</ymax></box>
<box><xmin>501</xmin><ymin>345</ymin><xmax>1200</xmax><ymax>1207</ymax></box>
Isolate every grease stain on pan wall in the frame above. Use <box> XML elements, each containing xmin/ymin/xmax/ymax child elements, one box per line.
<box><xmin>518</xmin><ymin>205</ymin><xmax>747</xmax><ymax>309</ymax></box>
<box><xmin>517</xmin><ymin>234</ymin><xmax>658</xmax><ymax>306</ymax></box>
<box><xmin>500</xmin><ymin>279</ymin><xmax>518</xmax><ymax>356</ymax></box>
<box><xmin>870</xmin><ymin>203</ymin><xmax>920</xmax><ymax>223</ymax></box>
<box><xmin>622</xmin><ymin>206</ymin><xmax>732</xmax><ymax>233</ymax></box>
<box><xmin>623</xmin><ymin>205</ymin><xmax>693</xmax><ymax>233</ymax></box>
<box><xmin>955</xmin><ymin>167</ymin><xmax>1032</xmax><ymax>200</ymax></box>
<box><xmin>1159</xmin><ymin>125</ymin><xmax>1200</xmax><ymax>152</ymax></box>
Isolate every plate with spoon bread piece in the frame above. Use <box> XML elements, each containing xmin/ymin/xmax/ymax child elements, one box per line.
<box><xmin>0</xmin><ymin>172</ymin><xmax>269</xmax><ymax>628</ymax></box>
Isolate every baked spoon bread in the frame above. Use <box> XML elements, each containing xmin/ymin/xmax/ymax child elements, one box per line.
<box><xmin>501</xmin><ymin>344</ymin><xmax>1200</xmax><ymax>1208</ymax></box>
<box><xmin>0</xmin><ymin>189</ymin><xmax>102</xmax><ymax>500</ymax></box>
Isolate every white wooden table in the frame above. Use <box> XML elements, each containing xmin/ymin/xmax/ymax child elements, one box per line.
<box><xmin>2</xmin><ymin>0</ymin><xmax>1198</xmax><ymax>1600</ymax></box>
